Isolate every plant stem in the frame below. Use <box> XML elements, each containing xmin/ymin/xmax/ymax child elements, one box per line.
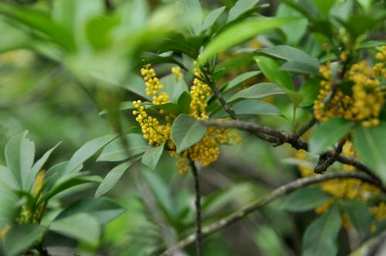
<box><xmin>190</xmin><ymin>160</ymin><xmax>202</xmax><ymax>256</ymax></box>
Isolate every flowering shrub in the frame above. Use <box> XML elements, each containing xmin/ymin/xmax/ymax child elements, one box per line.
<box><xmin>0</xmin><ymin>0</ymin><xmax>386</xmax><ymax>255</ymax></box>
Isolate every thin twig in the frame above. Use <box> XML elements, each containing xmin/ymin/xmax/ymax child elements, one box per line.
<box><xmin>314</xmin><ymin>138</ymin><xmax>346</xmax><ymax>173</ymax></box>
<box><xmin>190</xmin><ymin>160</ymin><xmax>202</xmax><ymax>256</ymax></box>
<box><xmin>200</xmin><ymin>119</ymin><xmax>384</xmax><ymax>187</ymax></box>
<box><xmin>160</xmin><ymin>172</ymin><xmax>380</xmax><ymax>255</ymax></box>
<box><xmin>294</xmin><ymin>117</ymin><xmax>317</xmax><ymax>139</ymax></box>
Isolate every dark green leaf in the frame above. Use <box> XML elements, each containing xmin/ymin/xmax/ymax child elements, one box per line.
<box><xmin>340</xmin><ymin>200</ymin><xmax>372</xmax><ymax>238</ymax></box>
<box><xmin>275</xmin><ymin>187</ymin><xmax>330</xmax><ymax>212</ymax></box>
<box><xmin>309</xmin><ymin>118</ymin><xmax>353</xmax><ymax>154</ymax></box>
<box><xmin>50</xmin><ymin>213</ymin><xmax>100</xmax><ymax>246</ymax></box>
<box><xmin>171</xmin><ymin>114</ymin><xmax>207</xmax><ymax>153</ymax></box>
<box><xmin>2</xmin><ymin>224</ymin><xmax>46</xmax><ymax>256</ymax></box>
<box><xmin>353</xmin><ymin>123</ymin><xmax>386</xmax><ymax>183</ymax></box>
<box><xmin>302</xmin><ymin>206</ymin><xmax>341</xmax><ymax>256</ymax></box>
<box><xmin>56</xmin><ymin>197</ymin><xmax>125</xmax><ymax>224</ymax></box>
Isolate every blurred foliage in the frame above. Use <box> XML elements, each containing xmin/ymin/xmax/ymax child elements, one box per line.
<box><xmin>0</xmin><ymin>0</ymin><xmax>386</xmax><ymax>255</ymax></box>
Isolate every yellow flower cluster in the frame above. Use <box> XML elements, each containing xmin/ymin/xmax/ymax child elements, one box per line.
<box><xmin>346</xmin><ymin>61</ymin><xmax>384</xmax><ymax>127</ymax></box>
<box><xmin>294</xmin><ymin>142</ymin><xmax>380</xmax><ymax>219</ymax></box>
<box><xmin>190</xmin><ymin>69</ymin><xmax>212</xmax><ymax>120</ymax></box>
<box><xmin>140</xmin><ymin>64</ymin><xmax>169</xmax><ymax>105</ymax></box>
<box><xmin>132</xmin><ymin>100</ymin><xmax>170</xmax><ymax>146</ymax></box>
<box><xmin>371</xmin><ymin>202</ymin><xmax>386</xmax><ymax>221</ymax></box>
<box><xmin>314</xmin><ymin>48</ymin><xmax>385</xmax><ymax>127</ymax></box>
<box><xmin>136</xmin><ymin>64</ymin><xmax>239</xmax><ymax>174</ymax></box>
<box><xmin>171</xmin><ymin>66</ymin><xmax>183</xmax><ymax>80</ymax></box>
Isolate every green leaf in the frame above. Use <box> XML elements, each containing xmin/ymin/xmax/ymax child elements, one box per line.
<box><xmin>177</xmin><ymin>92</ymin><xmax>192</xmax><ymax>114</ymax></box>
<box><xmin>97</xmin><ymin>134</ymin><xmax>148</xmax><ymax>162</ymax></box>
<box><xmin>276</xmin><ymin>3</ymin><xmax>308</xmax><ymax>44</ymax></box>
<box><xmin>0</xmin><ymin>175</ymin><xmax>18</xmax><ymax>228</ymax></box>
<box><xmin>309</xmin><ymin>118</ymin><xmax>353</xmax><ymax>154</ymax></box>
<box><xmin>340</xmin><ymin>200</ymin><xmax>372</xmax><ymax>238</ymax></box>
<box><xmin>161</xmin><ymin>74</ymin><xmax>189</xmax><ymax>103</ymax></box>
<box><xmin>353</xmin><ymin>123</ymin><xmax>386</xmax><ymax>183</ymax></box>
<box><xmin>171</xmin><ymin>114</ymin><xmax>207</xmax><ymax>153</ymax></box>
<box><xmin>302</xmin><ymin>206</ymin><xmax>341</xmax><ymax>256</ymax></box>
<box><xmin>50</xmin><ymin>213</ymin><xmax>100</xmax><ymax>246</ymax></box>
<box><xmin>95</xmin><ymin>161</ymin><xmax>134</xmax><ymax>197</ymax></box>
<box><xmin>141</xmin><ymin>144</ymin><xmax>164</xmax><ymax>170</ymax></box>
<box><xmin>214</xmin><ymin>99</ymin><xmax>280</xmax><ymax>118</ymax></box>
<box><xmin>28</xmin><ymin>142</ymin><xmax>60</xmax><ymax>191</ymax></box>
<box><xmin>222</xmin><ymin>70</ymin><xmax>260</xmax><ymax>91</ymax></box>
<box><xmin>314</xmin><ymin>0</ymin><xmax>335</xmax><ymax>18</ymax></box>
<box><xmin>198</xmin><ymin>17</ymin><xmax>295</xmax><ymax>64</ymax></box>
<box><xmin>258</xmin><ymin>45</ymin><xmax>319</xmax><ymax>75</ymax></box>
<box><xmin>2</xmin><ymin>224</ymin><xmax>46</xmax><ymax>256</ymax></box>
<box><xmin>45</xmin><ymin>174</ymin><xmax>101</xmax><ymax>200</ymax></box>
<box><xmin>227</xmin><ymin>0</ymin><xmax>260</xmax><ymax>23</ymax></box>
<box><xmin>275</xmin><ymin>187</ymin><xmax>330</xmax><ymax>212</ymax></box>
<box><xmin>4</xmin><ymin>132</ymin><xmax>35</xmax><ymax>190</ymax></box>
<box><xmin>181</xmin><ymin>0</ymin><xmax>203</xmax><ymax>35</ymax></box>
<box><xmin>0</xmin><ymin>3</ymin><xmax>73</xmax><ymax>50</ymax></box>
<box><xmin>65</xmin><ymin>135</ymin><xmax>116</xmax><ymax>173</ymax></box>
<box><xmin>228</xmin><ymin>83</ymin><xmax>284</xmax><ymax>102</ymax></box>
<box><xmin>255</xmin><ymin>56</ymin><xmax>294</xmax><ymax>91</ymax></box>
<box><xmin>201</xmin><ymin>6</ymin><xmax>225</xmax><ymax>32</ymax></box>
<box><xmin>55</xmin><ymin>197</ymin><xmax>125</xmax><ymax>224</ymax></box>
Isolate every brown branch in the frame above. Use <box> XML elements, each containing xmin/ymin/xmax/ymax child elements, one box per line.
<box><xmin>190</xmin><ymin>160</ymin><xmax>202</xmax><ymax>256</ymax></box>
<box><xmin>160</xmin><ymin>172</ymin><xmax>380</xmax><ymax>255</ymax></box>
<box><xmin>200</xmin><ymin>119</ymin><xmax>384</xmax><ymax>187</ymax></box>
<box><xmin>314</xmin><ymin>138</ymin><xmax>346</xmax><ymax>173</ymax></box>
<box><xmin>294</xmin><ymin>117</ymin><xmax>318</xmax><ymax>139</ymax></box>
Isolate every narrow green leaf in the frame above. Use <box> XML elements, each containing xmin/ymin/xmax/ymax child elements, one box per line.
<box><xmin>199</xmin><ymin>17</ymin><xmax>296</xmax><ymax>64</ymax></box>
<box><xmin>228</xmin><ymin>83</ymin><xmax>284</xmax><ymax>102</ymax></box>
<box><xmin>141</xmin><ymin>144</ymin><xmax>164</xmax><ymax>170</ymax></box>
<box><xmin>181</xmin><ymin>0</ymin><xmax>203</xmax><ymax>35</ymax></box>
<box><xmin>55</xmin><ymin>197</ymin><xmax>125</xmax><ymax>224</ymax></box>
<box><xmin>50</xmin><ymin>213</ymin><xmax>100</xmax><ymax>246</ymax></box>
<box><xmin>95</xmin><ymin>162</ymin><xmax>134</xmax><ymax>197</ymax></box>
<box><xmin>4</xmin><ymin>132</ymin><xmax>35</xmax><ymax>190</ymax></box>
<box><xmin>2</xmin><ymin>224</ymin><xmax>46</xmax><ymax>256</ymax></box>
<box><xmin>275</xmin><ymin>187</ymin><xmax>330</xmax><ymax>212</ymax></box>
<box><xmin>222</xmin><ymin>70</ymin><xmax>260</xmax><ymax>91</ymax></box>
<box><xmin>201</xmin><ymin>6</ymin><xmax>225</xmax><ymax>32</ymax></box>
<box><xmin>65</xmin><ymin>135</ymin><xmax>116</xmax><ymax>173</ymax></box>
<box><xmin>255</xmin><ymin>56</ymin><xmax>294</xmax><ymax>91</ymax></box>
<box><xmin>171</xmin><ymin>114</ymin><xmax>207</xmax><ymax>153</ymax></box>
<box><xmin>0</xmin><ymin>3</ymin><xmax>73</xmax><ymax>50</ymax></box>
<box><xmin>214</xmin><ymin>99</ymin><xmax>280</xmax><ymax>118</ymax></box>
<box><xmin>227</xmin><ymin>0</ymin><xmax>260</xmax><ymax>23</ymax></box>
<box><xmin>309</xmin><ymin>118</ymin><xmax>353</xmax><ymax>154</ymax></box>
<box><xmin>302</xmin><ymin>206</ymin><xmax>341</xmax><ymax>256</ymax></box>
<box><xmin>353</xmin><ymin>123</ymin><xmax>386</xmax><ymax>183</ymax></box>
<box><xmin>97</xmin><ymin>134</ymin><xmax>148</xmax><ymax>162</ymax></box>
